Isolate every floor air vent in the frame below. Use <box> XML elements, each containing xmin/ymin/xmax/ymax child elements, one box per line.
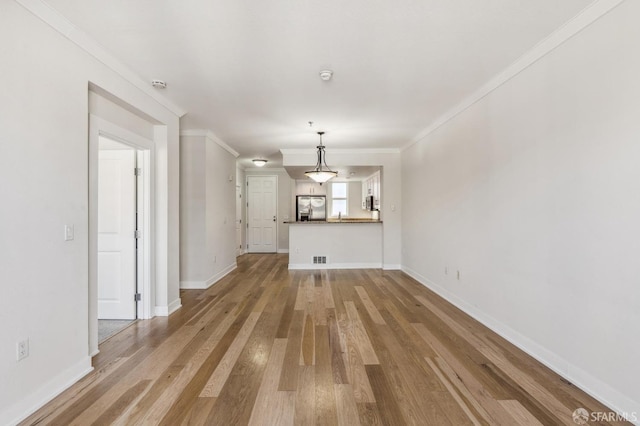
<box><xmin>312</xmin><ymin>256</ymin><xmax>327</xmax><ymax>264</ymax></box>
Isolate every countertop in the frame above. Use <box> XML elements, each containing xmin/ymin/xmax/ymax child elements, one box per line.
<box><xmin>284</xmin><ymin>219</ymin><xmax>382</xmax><ymax>224</ymax></box>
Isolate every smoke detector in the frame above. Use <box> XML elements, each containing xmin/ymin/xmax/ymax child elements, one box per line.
<box><xmin>319</xmin><ymin>70</ymin><xmax>333</xmax><ymax>81</ymax></box>
<box><xmin>151</xmin><ymin>79</ymin><xmax>167</xmax><ymax>89</ymax></box>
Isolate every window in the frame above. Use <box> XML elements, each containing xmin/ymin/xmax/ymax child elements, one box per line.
<box><xmin>331</xmin><ymin>182</ymin><xmax>348</xmax><ymax>217</ymax></box>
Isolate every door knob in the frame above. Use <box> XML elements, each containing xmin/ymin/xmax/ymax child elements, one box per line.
<box><xmin>273</xmin><ymin>216</ymin><xmax>276</xmax><ymax>222</ymax></box>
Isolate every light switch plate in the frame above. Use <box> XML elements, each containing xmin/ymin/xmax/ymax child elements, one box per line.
<box><xmin>64</xmin><ymin>225</ymin><xmax>74</xmax><ymax>241</ymax></box>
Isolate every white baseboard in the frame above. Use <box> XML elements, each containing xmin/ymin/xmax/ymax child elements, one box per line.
<box><xmin>383</xmin><ymin>264</ymin><xmax>402</xmax><ymax>270</ymax></box>
<box><xmin>1</xmin><ymin>357</ymin><xmax>93</xmax><ymax>426</ymax></box>
<box><xmin>180</xmin><ymin>262</ymin><xmax>237</xmax><ymax>290</ymax></box>
<box><xmin>179</xmin><ymin>281</ymin><xmax>202</xmax><ymax>289</ymax></box>
<box><xmin>277</xmin><ymin>249</ymin><xmax>289</xmax><ymax>254</ymax></box>
<box><xmin>401</xmin><ymin>265</ymin><xmax>640</xmax><ymax>424</ymax></box>
<box><xmin>155</xmin><ymin>297</ymin><xmax>182</xmax><ymax>317</ymax></box>
<box><xmin>167</xmin><ymin>298</ymin><xmax>182</xmax><ymax>315</ymax></box>
<box><xmin>289</xmin><ymin>262</ymin><xmax>382</xmax><ymax>270</ymax></box>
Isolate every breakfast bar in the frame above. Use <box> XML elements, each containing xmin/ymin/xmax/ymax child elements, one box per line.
<box><xmin>287</xmin><ymin>220</ymin><xmax>382</xmax><ymax>269</ymax></box>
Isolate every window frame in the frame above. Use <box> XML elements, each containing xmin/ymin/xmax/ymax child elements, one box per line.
<box><xmin>330</xmin><ymin>181</ymin><xmax>348</xmax><ymax>217</ymax></box>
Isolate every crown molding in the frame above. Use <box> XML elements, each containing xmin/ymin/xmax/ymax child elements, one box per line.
<box><xmin>403</xmin><ymin>0</ymin><xmax>626</xmax><ymax>151</ymax></box>
<box><xmin>16</xmin><ymin>0</ymin><xmax>187</xmax><ymax>117</ymax></box>
<box><xmin>180</xmin><ymin>129</ymin><xmax>239</xmax><ymax>158</ymax></box>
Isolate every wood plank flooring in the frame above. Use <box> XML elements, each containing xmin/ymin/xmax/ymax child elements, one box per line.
<box><xmin>22</xmin><ymin>254</ymin><xmax>625</xmax><ymax>425</ymax></box>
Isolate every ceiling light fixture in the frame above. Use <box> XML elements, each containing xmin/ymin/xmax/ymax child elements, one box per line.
<box><xmin>252</xmin><ymin>159</ymin><xmax>268</xmax><ymax>167</ymax></box>
<box><xmin>305</xmin><ymin>131</ymin><xmax>337</xmax><ymax>185</ymax></box>
<box><xmin>319</xmin><ymin>70</ymin><xmax>333</xmax><ymax>81</ymax></box>
<box><xmin>151</xmin><ymin>79</ymin><xmax>167</xmax><ymax>89</ymax></box>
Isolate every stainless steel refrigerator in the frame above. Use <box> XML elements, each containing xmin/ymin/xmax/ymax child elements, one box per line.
<box><xmin>296</xmin><ymin>196</ymin><xmax>326</xmax><ymax>221</ymax></box>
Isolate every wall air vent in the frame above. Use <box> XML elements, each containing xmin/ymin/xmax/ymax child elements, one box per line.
<box><xmin>312</xmin><ymin>256</ymin><xmax>327</xmax><ymax>264</ymax></box>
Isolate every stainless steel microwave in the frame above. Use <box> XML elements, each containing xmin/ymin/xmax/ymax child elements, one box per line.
<box><xmin>365</xmin><ymin>195</ymin><xmax>374</xmax><ymax>211</ymax></box>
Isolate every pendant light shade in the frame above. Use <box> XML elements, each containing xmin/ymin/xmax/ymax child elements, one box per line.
<box><xmin>305</xmin><ymin>132</ymin><xmax>337</xmax><ymax>184</ymax></box>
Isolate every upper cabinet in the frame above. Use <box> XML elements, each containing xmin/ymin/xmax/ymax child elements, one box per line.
<box><xmin>362</xmin><ymin>171</ymin><xmax>381</xmax><ymax>210</ymax></box>
<box><xmin>296</xmin><ymin>180</ymin><xmax>327</xmax><ymax>195</ymax></box>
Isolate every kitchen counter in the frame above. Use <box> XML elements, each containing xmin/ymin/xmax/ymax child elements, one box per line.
<box><xmin>288</xmin><ymin>221</ymin><xmax>382</xmax><ymax>269</ymax></box>
<box><xmin>285</xmin><ymin>219</ymin><xmax>382</xmax><ymax>224</ymax></box>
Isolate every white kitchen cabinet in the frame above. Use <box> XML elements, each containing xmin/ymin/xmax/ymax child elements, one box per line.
<box><xmin>361</xmin><ymin>171</ymin><xmax>381</xmax><ymax>210</ymax></box>
<box><xmin>296</xmin><ymin>180</ymin><xmax>327</xmax><ymax>195</ymax></box>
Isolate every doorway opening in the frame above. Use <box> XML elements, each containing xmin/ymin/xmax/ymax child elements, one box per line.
<box><xmin>89</xmin><ymin>115</ymin><xmax>154</xmax><ymax>354</ymax></box>
<box><xmin>97</xmin><ymin>137</ymin><xmax>137</xmax><ymax>319</ymax></box>
<box><xmin>96</xmin><ymin>137</ymin><xmax>139</xmax><ymax>342</ymax></box>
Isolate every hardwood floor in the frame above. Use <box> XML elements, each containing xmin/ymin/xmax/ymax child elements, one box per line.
<box><xmin>23</xmin><ymin>254</ymin><xmax>624</xmax><ymax>425</ymax></box>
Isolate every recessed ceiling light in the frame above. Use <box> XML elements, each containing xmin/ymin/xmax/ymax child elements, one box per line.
<box><xmin>151</xmin><ymin>80</ymin><xmax>167</xmax><ymax>89</ymax></box>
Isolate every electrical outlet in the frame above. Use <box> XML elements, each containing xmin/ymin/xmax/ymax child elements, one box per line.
<box><xmin>295</xmin><ymin>248</ymin><xmax>300</xmax><ymax>253</ymax></box>
<box><xmin>17</xmin><ymin>339</ymin><xmax>29</xmax><ymax>361</ymax></box>
<box><xmin>213</xmin><ymin>255</ymin><xmax>217</xmax><ymax>263</ymax></box>
<box><xmin>445</xmin><ymin>266</ymin><xmax>448</xmax><ymax>275</ymax></box>
<box><xmin>457</xmin><ymin>270</ymin><xmax>460</xmax><ymax>280</ymax></box>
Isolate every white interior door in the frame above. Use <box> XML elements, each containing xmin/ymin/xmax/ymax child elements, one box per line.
<box><xmin>97</xmin><ymin>139</ymin><xmax>137</xmax><ymax>320</ymax></box>
<box><xmin>247</xmin><ymin>176</ymin><xmax>277</xmax><ymax>253</ymax></box>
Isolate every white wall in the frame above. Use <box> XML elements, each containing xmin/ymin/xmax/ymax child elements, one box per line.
<box><xmin>289</xmin><ymin>223</ymin><xmax>382</xmax><ymax>269</ymax></box>
<box><xmin>88</xmin><ymin>90</ymin><xmax>155</xmax><ymax>141</ymax></box>
<box><xmin>180</xmin><ymin>134</ymin><xmax>238</xmax><ymax>288</ymax></box>
<box><xmin>0</xmin><ymin>2</ymin><xmax>181</xmax><ymax>424</ymax></box>
<box><xmin>401</xmin><ymin>0</ymin><xmax>639</xmax><ymax>416</ymax></box>
<box><xmin>244</xmin><ymin>168</ymin><xmax>294</xmax><ymax>253</ymax></box>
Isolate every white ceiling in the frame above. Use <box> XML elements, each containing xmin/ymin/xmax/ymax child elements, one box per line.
<box><xmin>44</xmin><ymin>0</ymin><xmax>595</xmax><ymax>167</ymax></box>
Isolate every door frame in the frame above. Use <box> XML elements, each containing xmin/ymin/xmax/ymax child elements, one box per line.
<box><xmin>246</xmin><ymin>175</ymin><xmax>278</xmax><ymax>253</ymax></box>
<box><xmin>236</xmin><ymin>184</ymin><xmax>243</xmax><ymax>256</ymax></box>
<box><xmin>89</xmin><ymin>115</ymin><xmax>154</xmax><ymax>355</ymax></box>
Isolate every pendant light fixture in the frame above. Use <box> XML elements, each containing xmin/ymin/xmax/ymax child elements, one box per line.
<box><xmin>305</xmin><ymin>131</ymin><xmax>337</xmax><ymax>184</ymax></box>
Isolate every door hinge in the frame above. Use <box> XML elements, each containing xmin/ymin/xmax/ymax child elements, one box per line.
<box><xmin>134</xmin><ymin>293</ymin><xmax>142</xmax><ymax>302</ymax></box>
<box><xmin>135</xmin><ymin>230</ymin><xmax>141</xmax><ymax>239</ymax></box>
<box><xmin>134</xmin><ymin>167</ymin><xmax>142</xmax><ymax>176</ymax></box>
